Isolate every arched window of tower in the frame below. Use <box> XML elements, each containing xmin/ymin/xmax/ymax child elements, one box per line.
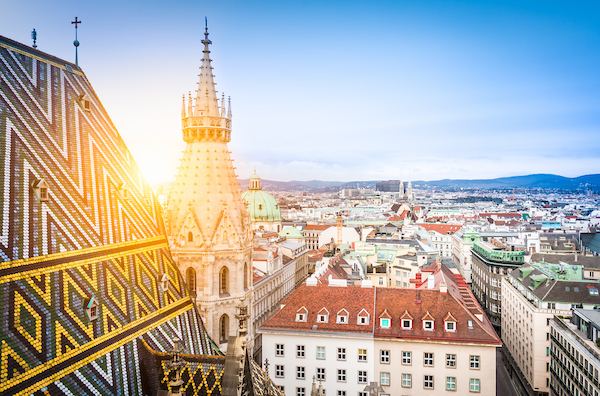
<box><xmin>244</xmin><ymin>262</ymin><xmax>248</xmax><ymax>290</ymax></box>
<box><xmin>220</xmin><ymin>314</ymin><xmax>229</xmax><ymax>343</ymax></box>
<box><xmin>186</xmin><ymin>267</ymin><xmax>196</xmax><ymax>297</ymax></box>
<box><xmin>220</xmin><ymin>266</ymin><xmax>229</xmax><ymax>296</ymax></box>
<box><xmin>188</xmin><ymin>231</ymin><xmax>193</xmax><ymax>242</ymax></box>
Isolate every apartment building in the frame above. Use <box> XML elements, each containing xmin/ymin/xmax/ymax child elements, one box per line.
<box><xmin>502</xmin><ymin>262</ymin><xmax>600</xmax><ymax>396</ymax></box>
<box><xmin>260</xmin><ymin>264</ymin><xmax>500</xmax><ymax>396</ymax></box>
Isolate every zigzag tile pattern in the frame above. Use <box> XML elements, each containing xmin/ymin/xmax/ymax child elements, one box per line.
<box><xmin>0</xmin><ymin>36</ymin><xmax>219</xmax><ymax>395</ymax></box>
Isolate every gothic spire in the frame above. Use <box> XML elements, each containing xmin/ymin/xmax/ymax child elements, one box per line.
<box><xmin>195</xmin><ymin>19</ymin><xmax>219</xmax><ymax>117</ymax></box>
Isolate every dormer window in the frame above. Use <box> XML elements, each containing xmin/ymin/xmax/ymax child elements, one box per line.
<box><xmin>357</xmin><ymin>308</ymin><xmax>370</xmax><ymax>325</ymax></box>
<box><xmin>160</xmin><ymin>274</ymin><xmax>169</xmax><ymax>292</ymax></box>
<box><xmin>422</xmin><ymin>311</ymin><xmax>435</xmax><ymax>331</ymax></box>
<box><xmin>84</xmin><ymin>296</ymin><xmax>99</xmax><ymax>321</ymax></box>
<box><xmin>337</xmin><ymin>309</ymin><xmax>349</xmax><ymax>324</ymax></box>
<box><xmin>423</xmin><ymin>320</ymin><xmax>434</xmax><ymax>331</ymax></box>
<box><xmin>31</xmin><ymin>179</ymin><xmax>49</xmax><ymax>202</ymax></box>
<box><xmin>444</xmin><ymin>313</ymin><xmax>457</xmax><ymax>332</ymax></box>
<box><xmin>400</xmin><ymin>310</ymin><xmax>413</xmax><ymax>330</ymax></box>
<box><xmin>468</xmin><ymin>320</ymin><xmax>473</xmax><ymax>329</ymax></box>
<box><xmin>77</xmin><ymin>93</ymin><xmax>91</xmax><ymax>112</ymax></box>
<box><xmin>117</xmin><ymin>183</ymin><xmax>129</xmax><ymax>200</ymax></box>
<box><xmin>379</xmin><ymin>309</ymin><xmax>392</xmax><ymax>329</ymax></box>
<box><xmin>296</xmin><ymin>306</ymin><xmax>308</xmax><ymax>322</ymax></box>
<box><xmin>317</xmin><ymin>307</ymin><xmax>329</xmax><ymax>323</ymax></box>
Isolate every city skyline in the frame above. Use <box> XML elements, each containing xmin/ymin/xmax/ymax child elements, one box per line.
<box><xmin>3</xmin><ymin>0</ymin><xmax>600</xmax><ymax>183</ymax></box>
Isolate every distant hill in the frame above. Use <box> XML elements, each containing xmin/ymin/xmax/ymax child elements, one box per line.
<box><xmin>237</xmin><ymin>174</ymin><xmax>600</xmax><ymax>192</ymax></box>
<box><xmin>414</xmin><ymin>174</ymin><xmax>600</xmax><ymax>190</ymax></box>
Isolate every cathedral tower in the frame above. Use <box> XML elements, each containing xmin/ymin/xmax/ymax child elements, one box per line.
<box><xmin>166</xmin><ymin>25</ymin><xmax>253</xmax><ymax>347</ymax></box>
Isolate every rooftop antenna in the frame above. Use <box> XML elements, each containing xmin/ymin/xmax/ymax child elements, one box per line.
<box><xmin>31</xmin><ymin>29</ymin><xmax>37</xmax><ymax>49</ymax></box>
<box><xmin>71</xmin><ymin>17</ymin><xmax>81</xmax><ymax>67</ymax></box>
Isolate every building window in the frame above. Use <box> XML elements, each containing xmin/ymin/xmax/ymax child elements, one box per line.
<box><xmin>318</xmin><ymin>308</ymin><xmax>329</xmax><ymax>323</ymax></box>
<box><xmin>358</xmin><ymin>393</ymin><xmax>368</xmax><ymax>396</ymax></box>
<box><xmin>423</xmin><ymin>320</ymin><xmax>434</xmax><ymax>331</ymax></box>
<box><xmin>188</xmin><ymin>231</ymin><xmax>194</xmax><ymax>242</ymax></box>
<box><xmin>358</xmin><ymin>370</ymin><xmax>367</xmax><ymax>384</ymax></box>
<box><xmin>337</xmin><ymin>392</ymin><xmax>346</xmax><ymax>396</ymax></box>
<box><xmin>219</xmin><ymin>314</ymin><xmax>229</xmax><ymax>343</ymax></box>
<box><xmin>337</xmin><ymin>309</ymin><xmax>349</xmax><ymax>324</ymax></box>
<box><xmin>297</xmin><ymin>387</ymin><xmax>305</xmax><ymax>396</ymax></box>
<box><xmin>446</xmin><ymin>377</ymin><xmax>456</xmax><ymax>391</ymax></box>
<box><xmin>445</xmin><ymin>321</ymin><xmax>456</xmax><ymax>332</ymax></box>
<box><xmin>275</xmin><ymin>365</ymin><xmax>284</xmax><ymax>378</ymax></box>
<box><xmin>296</xmin><ymin>366</ymin><xmax>305</xmax><ymax>380</ymax></box>
<box><xmin>358</xmin><ymin>349</ymin><xmax>367</xmax><ymax>362</ymax></box>
<box><xmin>380</xmin><ymin>350</ymin><xmax>390</xmax><ymax>364</ymax></box>
<box><xmin>469</xmin><ymin>379</ymin><xmax>480</xmax><ymax>392</ymax></box>
<box><xmin>317</xmin><ymin>367</ymin><xmax>325</xmax><ymax>381</ymax></box>
<box><xmin>424</xmin><ymin>375</ymin><xmax>434</xmax><ymax>389</ymax></box>
<box><xmin>357</xmin><ymin>309</ymin><xmax>370</xmax><ymax>325</ymax></box>
<box><xmin>424</xmin><ymin>352</ymin><xmax>434</xmax><ymax>367</ymax></box>
<box><xmin>380</xmin><ymin>372</ymin><xmax>390</xmax><ymax>386</ymax></box>
<box><xmin>337</xmin><ymin>348</ymin><xmax>346</xmax><ymax>361</ymax></box>
<box><xmin>470</xmin><ymin>355</ymin><xmax>480</xmax><ymax>369</ymax></box>
<box><xmin>279</xmin><ymin>386</ymin><xmax>284</xmax><ymax>393</ymax></box>
<box><xmin>244</xmin><ymin>262</ymin><xmax>248</xmax><ymax>290</ymax></box>
<box><xmin>380</xmin><ymin>318</ymin><xmax>391</xmax><ymax>329</ymax></box>
<box><xmin>317</xmin><ymin>346</ymin><xmax>325</xmax><ymax>360</ymax></box>
<box><xmin>297</xmin><ymin>345</ymin><xmax>305</xmax><ymax>358</ymax></box>
<box><xmin>276</xmin><ymin>344</ymin><xmax>284</xmax><ymax>357</ymax></box>
<box><xmin>296</xmin><ymin>307</ymin><xmax>308</xmax><ymax>322</ymax></box>
<box><xmin>402</xmin><ymin>373</ymin><xmax>412</xmax><ymax>388</ymax></box>
<box><xmin>402</xmin><ymin>351</ymin><xmax>412</xmax><ymax>365</ymax></box>
<box><xmin>468</xmin><ymin>320</ymin><xmax>473</xmax><ymax>329</ymax></box>
<box><xmin>446</xmin><ymin>354</ymin><xmax>456</xmax><ymax>368</ymax></box>
<box><xmin>337</xmin><ymin>369</ymin><xmax>346</xmax><ymax>382</ymax></box>
<box><xmin>402</xmin><ymin>319</ymin><xmax>412</xmax><ymax>330</ymax></box>
<box><xmin>84</xmin><ymin>297</ymin><xmax>99</xmax><ymax>322</ymax></box>
<box><xmin>219</xmin><ymin>266</ymin><xmax>229</xmax><ymax>295</ymax></box>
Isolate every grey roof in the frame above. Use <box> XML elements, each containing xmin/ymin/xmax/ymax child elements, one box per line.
<box><xmin>574</xmin><ymin>308</ymin><xmax>600</xmax><ymax>327</ymax></box>
<box><xmin>532</xmin><ymin>253</ymin><xmax>600</xmax><ymax>269</ymax></box>
<box><xmin>509</xmin><ymin>265</ymin><xmax>600</xmax><ymax>304</ymax></box>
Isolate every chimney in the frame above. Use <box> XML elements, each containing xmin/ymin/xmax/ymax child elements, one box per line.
<box><xmin>427</xmin><ymin>274</ymin><xmax>435</xmax><ymax>289</ymax></box>
<box><xmin>440</xmin><ymin>282</ymin><xmax>447</xmax><ymax>294</ymax></box>
<box><xmin>575</xmin><ymin>253</ymin><xmax>578</xmax><ymax>262</ymax></box>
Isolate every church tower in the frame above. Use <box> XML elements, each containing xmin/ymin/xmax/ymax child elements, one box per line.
<box><xmin>166</xmin><ymin>24</ymin><xmax>253</xmax><ymax>348</ymax></box>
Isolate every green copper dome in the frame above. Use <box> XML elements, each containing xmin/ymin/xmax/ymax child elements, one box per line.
<box><xmin>279</xmin><ymin>226</ymin><xmax>304</xmax><ymax>239</ymax></box>
<box><xmin>241</xmin><ymin>172</ymin><xmax>282</xmax><ymax>222</ymax></box>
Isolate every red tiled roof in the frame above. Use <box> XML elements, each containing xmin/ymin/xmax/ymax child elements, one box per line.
<box><xmin>261</xmin><ymin>275</ymin><xmax>500</xmax><ymax>345</ymax></box>
<box><xmin>261</xmin><ymin>284</ymin><xmax>375</xmax><ymax>333</ymax></box>
<box><xmin>419</xmin><ymin>224</ymin><xmax>463</xmax><ymax>234</ymax></box>
<box><xmin>374</xmin><ymin>287</ymin><xmax>500</xmax><ymax>344</ymax></box>
<box><xmin>304</xmin><ymin>225</ymin><xmax>331</xmax><ymax>231</ymax></box>
<box><xmin>387</xmin><ymin>215</ymin><xmax>401</xmax><ymax>221</ymax></box>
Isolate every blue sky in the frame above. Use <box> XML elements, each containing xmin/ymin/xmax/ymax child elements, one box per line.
<box><xmin>3</xmin><ymin>0</ymin><xmax>600</xmax><ymax>183</ymax></box>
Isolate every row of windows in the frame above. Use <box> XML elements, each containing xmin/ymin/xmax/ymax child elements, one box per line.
<box><xmin>295</xmin><ymin>308</ymin><xmax>370</xmax><ymax>325</ymax></box>
<box><xmin>276</xmin><ymin>345</ymin><xmax>368</xmax><ymax>361</ymax></box>
<box><xmin>380</xmin><ymin>373</ymin><xmax>481</xmax><ymax>392</ymax></box>
<box><xmin>379</xmin><ymin>317</ymin><xmax>466</xmax><ymax>332</ymax></box>
<box><xmin>275</xmin><ymin>345</ymin><xmax>480</xmax><ymax>369</ymax></box>
<box><xmin>278</xmin><ymin>366</ymin><xmax>360</xmax><ymax>382</ymax></box>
